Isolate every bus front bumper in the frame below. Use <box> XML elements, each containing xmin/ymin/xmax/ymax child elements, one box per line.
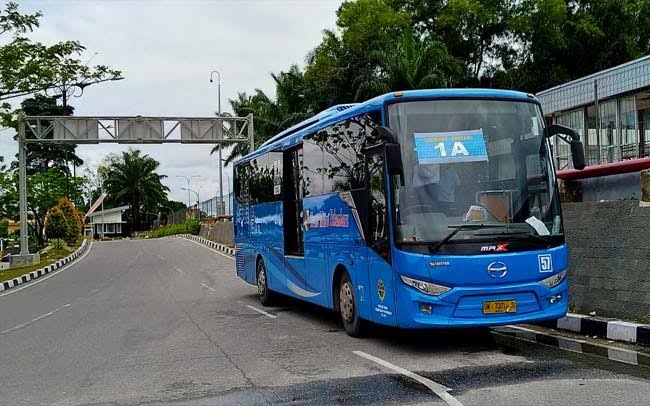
<box><xmin>393</xmin><ymin>279</ymin><xmax>568</xmax><ymax>329</ymax></box>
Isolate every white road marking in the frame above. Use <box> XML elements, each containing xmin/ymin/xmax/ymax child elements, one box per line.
<box><xmin>353</xmin><ymin>350</ymin><xmax>463</xmax><ymax>406</ymax></box>
<box><xmin>201</xmin><ymin>283</ymin><xmax>216</xmax><ymax>292</ymax></box>
<box><xmin>246</xmin><ymin>304</ymin><xmax>277</xmax><ymax>319</ymax></box>
<box><xmin>174</xmin><ymin>267</ymin><xmax>185</xmax><ymax>275</ymax></box>
<box><xmin>0</xmin><ymin>243</ymin><xmax>93</xmax><ymax>298</ymax></box>
<box><xmin>183</xmin><ymin>238</ymin><xmax>235</xmax><ymax>261</ymax></box>
<box><xmin>1</xmin><ymin>303</ymin><xmax>71</xmax><ymax>334</ymax></box>
<box><xmin>157</xmin><ymin>254</ymin><xmax>166</xmax><ymax>260</ymax></box>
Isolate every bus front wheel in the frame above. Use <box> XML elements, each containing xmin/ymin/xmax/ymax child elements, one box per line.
<box><xmin>256</xmin><ymin>259</ymin><xmax>273</xmax><ymax>306</ymax></box>
<box><xmin>339</xmin><ymin>273</ymin><xmax>366</xmax><ymax>337</ymax></box>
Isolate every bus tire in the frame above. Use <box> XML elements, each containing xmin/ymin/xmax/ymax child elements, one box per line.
<box><xmin>339</xmin><ymin>272</ymin><xmax>366</xmax><ymax>337</ymax></box>
<box><xmin>256</xmin><ymin>259</ymin><xmax>273</xmax><ymax>306</ymax></box>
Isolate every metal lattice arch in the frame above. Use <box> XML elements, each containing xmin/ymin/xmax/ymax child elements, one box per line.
<box><xmin>15</xmin><ymin>113</ymin><xmax>254</xmax><ymax>260</ymax></box>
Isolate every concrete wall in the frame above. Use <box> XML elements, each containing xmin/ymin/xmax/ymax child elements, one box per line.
<box><xmin>199</xmin><ymin>221</ymin><xmax>234</xmax><ymax>246</ymax></box>
<box><xmin>563</xmin><ymin>200</ymin><xmax>650</xmax><ymax>322</ymax></box>
<box><xmin>560</xmin><ymin>172</ymin><xmax>641</xmax><ymax>202</ymax></box>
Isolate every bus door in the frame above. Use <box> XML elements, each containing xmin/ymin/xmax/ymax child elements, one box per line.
<box><xmin>234</xmin><ymin>164</ymin><xmax>251</xmax><ymax>281</ymax></box>
<box><xmin>282</xmin><ymin>146</ymin><xmax>305</xmax><ymax>297</ymax></box>
<box><xmin>365</xmin><ymin>147</ymin><xmax>398</xmax><ymax>326</ymax></box>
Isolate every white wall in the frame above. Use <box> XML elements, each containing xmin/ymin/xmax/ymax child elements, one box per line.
<box><xmin>89</xmin><ymin>211</ymin><xmax>123</xmax><ymax>224</ymax></box>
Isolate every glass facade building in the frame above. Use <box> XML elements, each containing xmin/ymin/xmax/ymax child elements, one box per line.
<box><xmin>537</xmin><ymin>56</ymin><xmax>650</xmax><ymax>169</ymax></box>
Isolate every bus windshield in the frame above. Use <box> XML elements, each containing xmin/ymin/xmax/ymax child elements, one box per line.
<box><xmin>387</xmin><ymin>99</ymin><xmax>561</xmax><ymax>245</ymax></box>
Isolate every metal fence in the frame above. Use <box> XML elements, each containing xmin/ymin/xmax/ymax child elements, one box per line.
<box><xmin>165</xmin><ymin>192</ymin><xmax>234</xmax><ymax>225</ymax></box>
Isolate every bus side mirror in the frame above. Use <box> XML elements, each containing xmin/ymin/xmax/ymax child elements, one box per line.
<box><xmin>570</xmin><ymin>139</ymin><xmax>586</xmax><ymax>170</ymax></box>
<box><xmin>547</xmin><ymin>124</ymin><xmax>585</xmax><ymax>170</ymax></box>
<box><xmin>386</xmin><ymin>143</ymin><xmax>405</xmax><ymax>186</ymax></box>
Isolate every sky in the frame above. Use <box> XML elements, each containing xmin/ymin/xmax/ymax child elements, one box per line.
<box><xmin>0</xmin><ymin>0</ymin><xmax>343</xmax><ymax>205</ymax></box>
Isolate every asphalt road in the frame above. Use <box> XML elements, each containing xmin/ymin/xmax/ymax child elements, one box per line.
<box><xmin>1</xmin><ymin>238</ymin><xmax>649</xmax><ymax>406</ymax></box>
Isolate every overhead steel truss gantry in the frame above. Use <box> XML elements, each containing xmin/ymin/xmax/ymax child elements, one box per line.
<box><xmin>16</xmin><ymin>113</ymin><xmax>255</xmax><ymax>257</ymax></box>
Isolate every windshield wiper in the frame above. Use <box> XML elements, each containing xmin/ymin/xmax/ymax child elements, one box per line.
<box><xmin>428</xmin><ymin>223</ymin><xmax>507</xmax><ymax>253</ymax></box>
<box><xmin>473</xmin><ymin>229</ymin><xmax>561</xmax><ymax>245</ymax></box>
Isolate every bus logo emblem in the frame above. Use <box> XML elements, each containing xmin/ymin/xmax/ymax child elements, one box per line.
<box><xmin>487</xmin><ymin>262</ymin><xmax>508</xmax><ymax>278</ymax></box>
<box><xmin>377</xmin><ymin>280</ymin><xmax>385</xmax><ymax>301</ymax></box>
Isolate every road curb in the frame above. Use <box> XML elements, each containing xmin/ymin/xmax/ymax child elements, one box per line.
<box><xmin>493</xmin><ymin>325</ymin><xmax>650</xmax><ymax>367</ymax></box>
<box><xmin>0</xmin><ymin>239</ymin><xmax>90</xmax><ymax>292</ymax></box>
<box><xmin>177</xmin><ymin>234</ymin><xmax>235</xmax><ymax>256</ymax></box>
<box><xmin>545</xmin><ymin>313</ymin><xmax>650</xmax><ymax>347</ymax></box>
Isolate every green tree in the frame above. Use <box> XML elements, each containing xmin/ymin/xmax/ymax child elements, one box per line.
<box><xmin>0</xmin><ymin>155</ymin><xmax>14</xmax><ymax>219</ymax></box>
<box><xmin>44</xmin><ymin>206</ymin><xmax>68</xmax><ymax>240</ymax></box>
<box><xmin>104</xmin><ymin>149</ymin><xmax>169</xmax><ymax>231</ymax></box>
<box><xmin>304</xmin><ymin>0</ymin><xmax>411</xmax><ymax>108</ymax></box>
<box><xmin>501</xmin><ymin>0</ymin><xmax>650</xmax><ymax>92</ymax></box>
<box><xmin>216</xmin><ymin>65</ymin><xmax>312</xmax><ymax>164</ymax></box>
<box><xmin>7</xmin><ymin>95</ymin><xmax>83</xmax><ymax>176</ymax></box>
<box><xmin>0</xmin><ymin>220</ymin><xmax>8</xmax><ymax>238</ymax></box>
<box><xmin>165</xmin><ymin>200</ymin><xmax>186</xmax><ymax>213</ymax></box>
<box><xmin>354</xmin><ymin>28</ymin><xmax>459</xmax><ymax>100</ymax></box>
<box><xmin>436</xmin><ymin>0</ymin><xmax>513</xmax><ymax>85</ymax></box>
<box><xmin>1</xmin><ymin>166</ymin><xmax>85</xmax><ymax>246</ymax></box>
<box><xmin>227</xmin><ymin>0</ymin><xmax>650</xmax><ymax>161</ymax></box>
<box><xmin>0</xmin><ymin>2</ymin><xmax>121</xmax><ymax>105</ymax></box>
<box><xmin>56</xmin><ymin>196</ymin><xmax>81</xmax><ymax>243</ymax></box>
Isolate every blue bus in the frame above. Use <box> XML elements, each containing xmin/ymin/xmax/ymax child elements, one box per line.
<box><xmin>233</xmin><ymin>89</ymin><xmax>584</xmax><ymax>337</ymax></box>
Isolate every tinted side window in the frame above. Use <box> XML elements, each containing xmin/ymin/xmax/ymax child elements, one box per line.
<box><xmin>302</xmin><ymin>137</ymin><xmax>323</xmax><ymax>197</ymax></box>
<box><xmin>247</xmin><ymin>153</ymin><xmax>283</xmax><ymax>204</ymax></box>
<box><xmin>303</xmin><ymin>112</ymin><xmax>381</xmax><ymax>196</ymax></box>
<box><xmin>248</xmin><ymin>155</ymin><xmax>267</xmax><ymax>203</ymax></box>
<box><xmin>234</xmin><ymin>163</ymin><xmax>251</xmax><ymax>204</ymax></box>
<box><xmin>267</xmin><ymin>152</ymin><xmax>283</xmax><ymax>201</ymax></box>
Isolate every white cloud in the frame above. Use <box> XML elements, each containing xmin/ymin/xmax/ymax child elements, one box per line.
<box><xmin>0</xmin><ymin>0</ymin><xmax>342</xmax><ymax>203</ymax></box>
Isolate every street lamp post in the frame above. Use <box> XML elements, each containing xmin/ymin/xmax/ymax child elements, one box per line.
<box><xmin>177</xmin><ymin>175</ymin><xmax>199</xmax><ymax>207</ymax></box>
<box><xmin>209</xmin><ymin>70</ymin><xmax>221</xmax><ymax>116</ymax></box>
<box><xmin>181</xmin><ymin>186</ymin><xmax>202</xmax><ymax>219</ymax></box>
<box><xmin>210</xmin><ymin>70</ymin><xmax>224</xmax><ymax>216</ymax></box>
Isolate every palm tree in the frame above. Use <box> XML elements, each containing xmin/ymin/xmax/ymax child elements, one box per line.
<box><xmin>211</xmin><ymin>66</ymin><xmax>312</xmax><ymax>165</ymax></box>
<box><xmin>354</xmin><ymin>28</ymin><xmax>460</xmax><ymax>101</ymax></box>
<box><xmin>104</xmin><ymin>149</ymin><xmax>169</xmax><ymax>230</ymax></box>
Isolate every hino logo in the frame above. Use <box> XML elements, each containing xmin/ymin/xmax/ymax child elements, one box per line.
<box><xmin>487</xmin><ymin>261</ymin><xmax>508</xmax><ymax>278</ymax></box>
<box><xmin>480</xmin><ymin>243</ymin><xmax>509</xmax><ymax>252</ymax></box>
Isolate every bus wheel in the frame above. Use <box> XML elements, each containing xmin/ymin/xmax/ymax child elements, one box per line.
<box><xmin>257</xmin><ymin>260</ymin><xmax>273</xmax><ymax>306</ymax></box>
<box><xmin>339</xmin><ymin>273</ymin><xmax>365</xmax><ymax>337</ymax></box>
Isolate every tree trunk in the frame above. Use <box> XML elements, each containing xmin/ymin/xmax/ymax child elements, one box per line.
<box><xmin>132</xmin><ymin>194</ymin><xmax>140</xmax><ymax>231</ymax></box>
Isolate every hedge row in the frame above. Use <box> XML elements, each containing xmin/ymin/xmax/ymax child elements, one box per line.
<box><xmin>149</xmin><ymin>219</ymin><xmax>200</xmax><ymax>238</ymax></box>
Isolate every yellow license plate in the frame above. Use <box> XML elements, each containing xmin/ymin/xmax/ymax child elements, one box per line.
<box><xmin>483</xmin><ymin>299</ymin><xmax>517</xmax><ymax>314</ymax></box>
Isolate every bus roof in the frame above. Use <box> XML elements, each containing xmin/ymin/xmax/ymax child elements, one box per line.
<box><xmin>236</xmin><ymin>88</ymin><xmax>536</xmax><ymax>164</ymax></box>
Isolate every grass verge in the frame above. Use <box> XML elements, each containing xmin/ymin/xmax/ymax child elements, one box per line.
<box><xmin>0</xmin><ymin>240</ymin><xmax>82</xmax><ymax>282</ymax></box>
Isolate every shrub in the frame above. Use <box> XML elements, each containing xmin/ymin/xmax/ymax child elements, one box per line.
<box><xmin>57</xmin><ymin>197</ymin><xmax>82</xmax><ymax>243</ymax></box>
<box><xmin>0</xmin><ymin>220</ymin><xmax>8</xmax><ymax>238</ymax></box>
<box><xmin>45</xmin><ymin>207</ymin><xmax>68</xmax><ymax>240</ymax></box>
<box><xmin>185</xmin><ymin>219</ymin><xmax>200</xmax><ymax>235</ymax></box>
<box><xmin>148</xmin><ymin>219</ymin><xmax>201</xmax><ymax>238</ymax></box>
<box><xmin>50</xmin><ymin>238</ymin><xmax>66</xmax><ymax>250</ymax></box>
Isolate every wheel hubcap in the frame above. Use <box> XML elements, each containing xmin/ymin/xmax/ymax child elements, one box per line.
<box><xmin>257</xmin><ymin>266</ymin><xmax>266</xmax><ymax>297</ymax></box>
<box><xmin>340</xmin><ymin>281</ymin><xmax>354</xmax><ymax>322</ymax></box>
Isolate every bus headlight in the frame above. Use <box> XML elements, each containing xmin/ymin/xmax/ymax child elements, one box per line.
<box><xmin>400</xmin><ymin>275</ymin><xmax>451</xmax><ymax>296</ymax></box>
<box><xmin>539</xmin><ymin>270</ymin><xmax>566</xmax><ymax>288</ymax></box>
